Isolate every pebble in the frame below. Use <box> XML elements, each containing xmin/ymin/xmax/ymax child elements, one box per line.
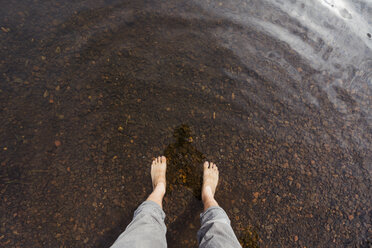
<box><xmin>233</xmin><ymin>207</ymin><xmax>240</xmax><ymax>214</ymax></box>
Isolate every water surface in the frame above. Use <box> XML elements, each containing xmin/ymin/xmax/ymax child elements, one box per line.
<box><xmin>0</xmin><ymin>0</ymin><xmax>371</xmax><ymax>247</ymax></box>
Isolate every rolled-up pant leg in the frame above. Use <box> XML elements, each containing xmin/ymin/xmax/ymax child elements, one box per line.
<box><xmin>110</xmin><ymin>200</ymin><xmax>167</xmax><ymax>248</ymax></box>
<box><xmin>197</xmin><ymin>206</ymin><xmax>242</xmax><ymax>248</ymax></box>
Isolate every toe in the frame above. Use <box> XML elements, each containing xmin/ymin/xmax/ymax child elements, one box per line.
<box><xmin>204</xmin><ymin>161</ymin><xmax>209</xmax><ymax>169</ymax></box>
<box><xmin>211</xmin><ymin>163</ymin><xmax>215</xmax><ymax>169</ymax></box>
<box><xmin>161</xmin><ymin>156</ymin><xmax>166</xmax><ymax>163</ymax></box>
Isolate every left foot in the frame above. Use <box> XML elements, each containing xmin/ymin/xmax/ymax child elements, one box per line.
<box><xmin>151</xmin><ymin>156</ymin><xmax>167</xmax><ymax>194</ymax></box>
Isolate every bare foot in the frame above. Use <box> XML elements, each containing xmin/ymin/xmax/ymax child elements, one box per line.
<box><xmin>202</xmin><ymin>161</ymin><xmax>219</xmax><ymax>211</ymax></box>
<box><xmin>151</xmin><ymin>156</ymin><xmax>167</xmax><ymax>193</ymax></box>
<box><xmin>147</xmin><ymin>156</ymin><xmax>167</xmax><ymax>208</ymax></box>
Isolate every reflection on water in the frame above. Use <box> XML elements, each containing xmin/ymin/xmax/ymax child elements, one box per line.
<box><xmin>0</xmin><ymin>0</ymin><xmax>371</xmax><ymax>247</ymax></box>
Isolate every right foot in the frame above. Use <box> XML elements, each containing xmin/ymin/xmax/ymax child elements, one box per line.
<box><xmin>202</xmin><ymin>161</ymin><xmax>219</xmax><ymax>205</ymax></box>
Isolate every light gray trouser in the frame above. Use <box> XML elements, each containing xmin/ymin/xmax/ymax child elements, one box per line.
<box><xmin>110</xmin><ymin>200</ymin><xmax>242</xmax><ymax>248</ymax></box>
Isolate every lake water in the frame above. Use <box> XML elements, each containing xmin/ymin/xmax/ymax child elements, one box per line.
<box><xmin>0</xmin><ymin>0</ymin><xmax>371</xmax><ymax>247</ymax></box>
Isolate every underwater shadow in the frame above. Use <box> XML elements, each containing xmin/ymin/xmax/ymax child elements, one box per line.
<box><xmin>164</xmin><ymin>124</ymin><xmax>205</xmax><ymax>247</ymax></box>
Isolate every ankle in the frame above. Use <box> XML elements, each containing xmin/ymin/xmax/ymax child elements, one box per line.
<box><xmin>202</xmin><ymin>186</ymin><xmax>214</xmax><ymax>201</ymax></box>
<box><xmin>154</xmin><ymin>182</ymin><xmax>166</xmax><ymax>196</ymax></box>
<box><xmin>203</xmin><ymin>198</ymin><xmax>218</xmax><ymax>212</ymax></box>
<box><xmin>147</xmin><ymin>184</ymin><xmax>165</xmax><ymax>209</ymax></box>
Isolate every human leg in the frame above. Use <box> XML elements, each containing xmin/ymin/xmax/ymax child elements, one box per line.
<box><xmin>110</xmin><ymin>156</ymin><xmax>167</xmax><ymax>248</ymax></box>
<box><xmin>197</xmin><ymin>162</ymin><xmax>241</xmax><ymax>248</ymax></box>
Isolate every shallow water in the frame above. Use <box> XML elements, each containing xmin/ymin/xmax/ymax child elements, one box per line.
<box><xmin>0</xmin><ymin>0</ymin><xmax>371</xmax><ymax>247</ymax></box>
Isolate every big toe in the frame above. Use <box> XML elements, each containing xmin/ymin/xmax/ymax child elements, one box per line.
<box><xmin>204</xmin><ymin>161</ymin><xmax>209</xmax><ymax>170</ymax></box>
